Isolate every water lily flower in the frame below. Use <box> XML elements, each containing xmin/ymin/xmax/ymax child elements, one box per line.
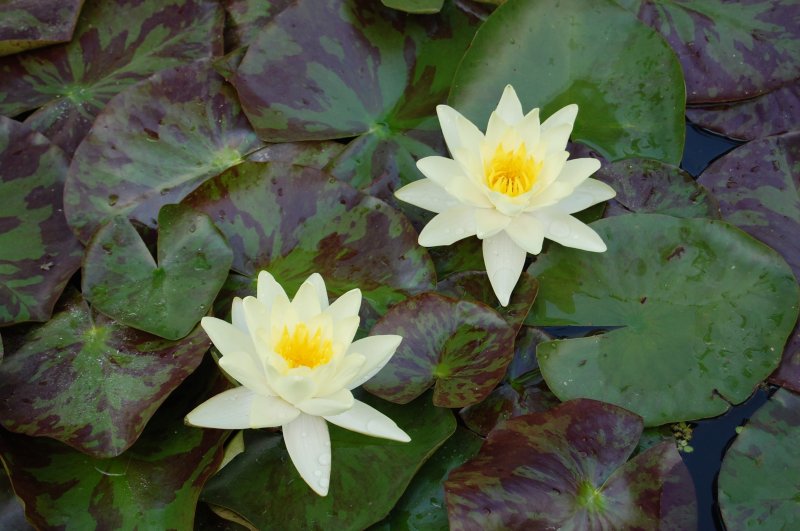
<box><xmin>185</xmin><ymin>271</ymin><xmax>409</xmax><ymax>496</ymax></box>
<box><xmin>395</xmin><ymin>85</ymin><xmax>615</xmax><ymax>306</ymax></box>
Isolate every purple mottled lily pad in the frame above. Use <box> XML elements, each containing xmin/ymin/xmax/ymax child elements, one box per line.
<box><xmin>0</xmin><ymin>0</ymin><xmax>223</xmax><ymax>155</ymax></box>
<box><xmin>687</xmin><ymin>80</ymin><xmax>800</xmax><ymax>141</ymax></box>
<box><xmin>698</xmin><ymin>132</ymin><xmax>800</xmax><ymax>391</ymax></box>
<box><xmin>64</xmin><ymin>60</ymin><xmax>263</xmax><ymax>243</ymax></box>
<box><xmin>248</xmin><ymin>141</ymin><xmax>346</xmax><ymax>169</ymax></box>
<box><xmin>183</xmin><ymin>161</ymin><xmax>435</xmax><ymax>315</ymax></box>
<box><xmin>718</xmin><ymin>389</ymin><xmax>800</xmax><ymax>530</ymax></box>
<box><xmin>596</xmin><ymin>158</ymin><xmax>719</xmax><ymax>219</ymax></box>
<box><xmin>221</xmin><ymin>0</ymin><xmax>293</xmax><ymax>50</ymax></box>
<box><xmin>0</xmin><ymin>116</ymin><xmax>82</xmax><ymax>326</ymax></box>
<box><xmin>363</xmin><ymin>293</ymin><xmax>515</xmax><ymax>408</ymax></box>
<box><xmin>628</xmin><ymin>0</ymin><xmax>800</xmax><ymax>103</ymax></box>
<box><xmin>82</xmin><ymin>204</ymin><xmax>233</xmax><ymax>340</ymax></box>
<box><xmin>0</xmin><ymin>290</ymin><xmax>210</xmax><ymax>458</ymax></box>
<box><xmin>445</xmin><ymin>399</ymin><xmax>696</xmax><ymax>530</ymax></box>
<box><xmin>0</xmin><ymin>0</ymin><xmax>84</xmax><ymax>56</ymax></box>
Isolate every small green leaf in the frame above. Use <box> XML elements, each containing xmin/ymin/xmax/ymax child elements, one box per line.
<box><xmin>381</xmin><ymin>0</ymin><xmax>444</xmax><ymax>14</ymax></box>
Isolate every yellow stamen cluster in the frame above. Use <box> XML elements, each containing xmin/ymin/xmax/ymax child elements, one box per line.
<box><xmin>485</xmin><ymin>143</ymin><xmax>541</xmax><ymax>197</ymax></box>
<box><xmin>275</xmin><ymin>323</ymin><xmax>333</xmax><ymax>369</ymax></box>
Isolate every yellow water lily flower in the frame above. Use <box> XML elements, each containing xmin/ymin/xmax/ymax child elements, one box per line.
<box><xmin>185</xmin><ymin>271</ymin><xmax>409</xmax><ymax>496</ymax></box>
<box><xmin>395</xmin><ymin>85</ymin><xmax>615</xmax><ymax>306</ymax></box>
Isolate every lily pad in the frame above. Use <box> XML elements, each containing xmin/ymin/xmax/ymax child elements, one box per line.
<box><xmin>200</xmin><ymin>391</ymin><xmax>456</xmax><ymax>531</ymax></box>
<box><xmin>0</xmin><ymin>0</ymin><xmax>84</xmax><ymax>57</ymax></box>
<box><xmin>0</xmin><ymin>116</ymin><xmax>83</xmax><ymax>326</ymax></box>
<box><xmin>221</xmin><ymin>0</ymin><xmax>293</xmax><ymax>50</ymax></box>
<box><xmin>445</xmin><ymin>399</ymin><xmax>697</xmax><ymax>529</ymax></box>
<box><xmin>596</xmin><ymin>158</ymin><xmax>719</xmax><ymax>219</ymax></box>
<box><xmin>0</xmin><ymin>290</ymin><xmax>210</xmax><ymax>458</ymax></box>
<box><xmin>449</xmin><ymin>0</ymin><xmax>686</xmax><ymax>164</ymax></box>
<box><xmin>248</xmin><ymin>141</ymin><xmax>346</xmax><ymax>169</ymax></box>
<box><xmin>0</xmin><ymin>0</ymin><xmax>223</xmax><ymax>155</ymax></box>
<box><xmin>526</xmin><ymin>214</ymin><xmax>799</xmax><ymax>426</ymax></box>
<box><xmin>381</xmin><ymin>0</ymin><xmax>444</xmax><ymax>14</ymax></box>
<box><xmin>82</xmin><ymin>204</ymin><xmax>233</xmax><ymax>340</ymax></box>
<box><xmin>363</xmin><ymin>293</ymin><xmax>515</xmax><ymax>408</ymax></box>
<box><xmin>64</xmin><ymin>60</ymin><xmax>264</xmax><ymax>243</ymax></box>
<box><xmin>718</xmin><ymin>389</ymin><xmax>800</xmax><ymax>530</ymax></box>
<box><xmin>182</xmin><ymin>161</ymin><xmax>436</xmax><ymax>315</ymax></box>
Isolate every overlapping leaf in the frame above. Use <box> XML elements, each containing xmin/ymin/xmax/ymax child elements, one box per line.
<box><xmin>221</xmin><ymin>0</ymin><xmax>293</xmax><ymax>50</ymax></box>
<box><xmin>0</xmin><ymin>0</ymin><xmax>223</xmax><ymax>154</ymax></box>
<box><xmin>0</xmin><ymin>117</ymin><xmax>82</xmax><ymax>326</ymax></box>
<box><xmin>363</xmin><ymin>293</ymin><xmax>515</xmax><ymax>407</ymax></box>
<box><xmin>0</xmin><ymin>0</ymin><xmax>84</xmax><ymax>56</ymax></box>
<box><xmin>381</xmin><ymin>0</ymin><xmax>444</xmax><ymax>14</ymax></box>
<box><xmin>0</xmin><ymin>290</ymin><xmax>210</xmax><ymax>457</ymax></box>
<box><xmin>64</xmin><ymin>60</ymin><xmax>264</xmax><ymax>242</ymax></box>
<box><xmin>527</xmin><ymin>214</ymin><xmax>799</xmax><ymax>425</ymax></box>
<box><xmin>718</xmin><ymin>389</ymin><xmax>800</xmax><ymax>530</ymax></box>
<box><xmin>83</xmin><ymin>204</ymin><xmax>232</xmax><ymax>340</ymax></box>
<box><xmin>445</xmin><ymin>399</ymin><xmax>696</xmax><ymax>530</ymax></box>
<box><xmin>201</xmin><ymin>392</ymin><xmax>455</xmax><ymax>531</ymax></box>
<box><xmin>450</xmin><ymin>0</ymin><xmax>686</xmax><ymax>163</ymax></box>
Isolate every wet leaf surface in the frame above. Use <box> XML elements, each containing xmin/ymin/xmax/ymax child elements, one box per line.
<box><xmin>0</xmin><ymin>0</ymin><xmax>84</xmax><ymax>56</ymax></box>
<box><xmin>221</xmin><ymin>0</ymin><xmax>293</xmax><ymax>50</ymax></box>
<box><xmin>381</xmin><ymin>0</ymin><xmax>444</xmax><ymax>14</ymax></box>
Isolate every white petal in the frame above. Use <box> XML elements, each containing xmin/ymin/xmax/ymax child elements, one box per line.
<box><xmin>242</xmin><ymin>296</ymin><xmax>272</xmax><ymax>344</ymax></box>
<box><xmin>231</xmin><ymin>297</ymin><xmax>248</xmax><ymax>334</ymax></box>
<box><xmin>436</xmin><ymin>104</ymin><xmax>484</xmax><ymax>155</ymax></box>
<box><xmin>537</xmin><ymin>210</ymin><xmax>607</xmax><ymax>252</ymax></box>
<box><xmin>531</xmin><ymin>151</ymin><xmax>569</xmax><ymax>194</ymax></box>
<box><xmin>291</xmin><ymin>279</ymin><xmax>323</xmax><ymax>321</ymax></box>
<box><xmin>539</xmin><ymin>123</ymin><xmax>573</xmax><ymax>154</ymax></box>
<box><xmin>504</xmin><ymin>214</ymin><xmax>546</xmax><ymax>255</ymax></box>
<box><xmin>257</xmin><ymin>271</ymin><xmax>289</xmax><ymax>308</ymax></box>
<box><xmin>283</xmin><ymin>414</ymin><xmax>331</xmax><ymax>496</ymax></box>
<box><xmin>541</xmin><ymin>104</ymin><xmax>578</xmax><ymax>133</ymax></box>
<box><xmin>267</xmin><ymin>368</ymin><xmax>318</xmax><ymax>405</ymax></box>
<box><xmin>304</xmin><ymin>273</ymin><xmax>329</xmax><ymax>310</ymax></box>
<box><xmin>332</xmin><ymin>315</ymin><xmax>360</xmax><ymax>353</ymax></box>
<box><xmin>319</xmin><ymin>353</ymin><xmax>366</xmax><ymax>395</ymax></box>
<box><xmin>416</xmin><ymin>156</ymin><xmax>463</xmax><ymax>189</ymax></box>
<box><xmin>493</xmin><ymin>85</ymin><xmax>524</xmax><ymax>125</ymax></box>
<box><xmin>218</xmin><ymin>355</ymin><xmax>271</xmax><ymax>395</ymax></box>
<box><xmin>325</xmin><ymin>400</ymin><xmax>410</xmax><ymax>442</ymax></box>
<box><xmin>482</xmin><ymin>231</ymin><xmax>527</xmax><ymax>307</ymax></box>
<box><xmin>445</xmin><ymin>176</ymin><xmax>492</xmax><ymax>208</ymax></box>
<box><xmin>346</xmin><ymin>335</ymin><xmax>403</xmax><ymax>389</ymax></box>
<box><xmin>296</xmin><ymin>388</ymin><xmax>355</xmax><ymax>416</ymax></box>
<box><xmin>518</xmin><ymin>108</ymin><xmax>541</xmax><ymax>148</ymax></box>
<box><xmin>554</xmin><ymin>178</ymin><xmax>616</xmax><ymax>214</ymax></box>
<box><xmin>475</xmin><ymin>208</ymin><xmax>511</xmax><ymax>239</ymax></box>
<box><xmin>394</xmin><ymin>179</ymin><xmax>460</xmax><ymax>214</ymax></box>
<box><xmin>418</xmin><ymin>206</ymin><xmax>477</xmax><ymax>247</ymax></box>
<box><xmin>556</xmin><ymin>158</ymin><xmax>602</xmax><ymax>189</ymax></box>
<box><xmin>326</xmin><ymin>288</ymin><xmax>362</xmax><ymax>319</ymax></box>
<box><xmin>185</xmin><ymin>387</ymin><xmax>299</xmax><ymax>429</ymax></box>
<box><xmin>201</xmin><ymin>316</ymin><xmax>255</xmax><ymax>359</ymax></box>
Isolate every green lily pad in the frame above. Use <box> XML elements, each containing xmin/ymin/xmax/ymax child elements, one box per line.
<box><xmin>0</xmin><ymin>0</ymin><xmax>223</xmax><ymax>155</ymax></box>
<box><xmin>526</xmin><ymin>214</ymin><xmax>799</xmax><ymax>426</ymax></box>
<box><xmin>182</xmin><ymin>161</ymin><xmax>435</xmax><ymax>315</ymax></box>
<box><xmin>363</xmin><ymin>293</ymin><xmax>515</xmax><ymax>408</ymax></box>
<box><xmin>0</xmin><ymin>116</ymin><xmax>83</xmax><ymax>326</ymax></box>
<box><xmin>0</xmin><ymin>290</ymin><xmax>210</xmax><ymax>458</ymax></box>
<box><xmin>449</xmin><ymin>0</ymin><xmax>685</xmax><ymax>164</ymax></box>
<box><xmin>445</xmin><ymin>399</ymin><xmax>696</xmax><ymax>529</ymax></box>
<box><xmin>429</xmin><ymin>238</ymin><xmax>485</xmax><ymax>280</ymax></box>
<box><xmin>625</xmin><ymin>0</ymin><xmax>800</xmax><ymax>103</ymax></box>
<box><xmin>0</xmin><ymin>0</ymin><xmax>84</xmax><ymax>57</ymax></box>
<box><xmin>249</xmin><ymin>141</ymin><xmax>346</xmax><ymax>169</ymax></box>
<box><xmin>64</xmin><ymin>59</ymin><xmax>264</xmax><ymax>243</ymax></box>
<box><xmin>381</xmin><ymin>0</ymin><xmax>444</xmax><ymax>14</ymax></box>
<box><xmin>83</xmin><ymin>204</ymin><xmax>233</xmax><ymax>340</ymax></box>
<box><xmin>0</xmin><ymin>362</ymin><xmax>227</xmax><ymax>529</ymax></box>
<box><xmin>596</xmin><ymin>158</ymin><xmax>719</xmax><ymax>219</ymax></box>
<box><xmin>200</xmin><ymin>391</ymin><xmax>456</xmax><ymax>531</ymax></box>
<box><xmin>718</xmin><ymin>389</ymin><xmax>800</xmax><ymax>530</ymax></box>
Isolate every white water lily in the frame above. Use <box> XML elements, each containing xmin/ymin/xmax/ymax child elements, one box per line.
<box><xmin>185</xmin><ymin>271</ymin><xmax>409</xmax><ymax>496</ymax></box>
<box><xmin>395</xmin><ymin>85</ymin><xmax>615</xmax><ymax>306</ymax></box>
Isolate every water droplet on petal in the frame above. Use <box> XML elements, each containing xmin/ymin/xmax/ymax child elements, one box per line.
<box><xmin>366</xmin><ymin>419</ymin><xmax>382</xmax><ymax>433</ymax></box>
<box><xmin>318</xmin><ymin>454</ymin><xmax>331</xmax><ymax>465</ymax></box>
<box><xmin>549</xmin><ymin>222</ymin><xmax>570</xmax><ymax>239</ymax></box>
<box><xmin>319</xmin><ymin>478</ymin><xmax>329</xmax><ymax>488</ymax></box>
<box><xmin>314</xmin><ymin>470</ymin><xmax>322</xmax><ymax>477</ymax></box>
<box><xmin>301</xmin><ymin>431</ymin><xmax>308</xmax><ymax>438</ymax></box>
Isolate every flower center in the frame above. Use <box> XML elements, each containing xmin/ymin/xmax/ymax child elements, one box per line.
<box><xmin>274</xmin><ymin>323</ymin><xmax>333</xmax><ymax>369</ymax></box>
<box><xmin>484</xmin><ymin>143</ymin><xmax>541</xmax><ymax>197</ymax></box>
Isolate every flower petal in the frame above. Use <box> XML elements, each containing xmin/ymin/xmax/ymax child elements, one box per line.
<box><xmin>537</xmin><ymin>210</ymin><xmax>607</xmax><ymax>252</ymax></box>
<box><xmin>504</xmin><ymin>214</ymin><xmax>546</xmax><ymax>255</ymax></box>
<box><xmin>418</xmin><ymin>206</ymin><xmax>477</xmax><ymax>247</ymax></box>
<box><xmin>296</xmin><ymin>388</ymin><xmax>355</xmax><ymax>416</ymax></box>
<box><xmin>291</xmin><ymin>278</ymin><xmax>323</xmax><ymax>321</ymax></box>
<box><xmin>201</xmin><ymin>316</ymin><xmax>255</xmax><ymax>359</ymax></box>
<box><xmin>231</xmin><ymin>297</ymin><xmax>248</xmax><ymax>334</ymax></box>
<box><xmin>219</xmin><ymin>354</ymin><xmax>271</xmax><ymax>395</ymax></box>
<box><xmin>185</xmin><ymin>387</ymin><xmax>299</xmax><ymax>429</ymax></box>
<box><xmin>553</xmin><ymin>178</ymin><xmax>616</xmax><ymax>214</ymax></box>
<box><xmin>556</xmin><ymin>157</ymin><xmax>602</xmax><ymax>189</ymax></box>
<box><xmin>416</xmin><ymin>155</ymin><xmax>463</xmax><ymax>189</ymax></box>
<box><xmin>346</xmin><ymin>335</ymin><xmax>403</xmax><ymax>389</ymax></box>
<box><xmin>332</xmin><ymin>315</ymin><xmax>360</xmax><ymax>353</ymax></box>
<box><xmin>267</xmin><ymin>367</ymin><xmax>318</xmax><ymax>405</ymax></box>
<box><xmin>283</xmin><ymin>414</ymin><xmax>332</xmax><ymax>496</ymax></box>
<box><xmin>257</xmin><ymin>270</ymin><xmax>289</xmax><ymax>309</ymax></box>
<box><xmin>242</xmin><ymin>296</ymin><xmax>272</xmax><ymax>344</ymax></box>
<box><xmin>319</xmin><ymin>353</ymin><xmax>366</xmax><ymax>395</ymax></box>
<box><xmin>518</xmin><ymin>108</ymin><xmax>541</xmax><ymax>149</ymax></box>
<box><xmin>436</xmin><ymin>104</ymin><xmax>484</xmax><ymax>155</ymax></box>
<box><xmin>394</xmin><ymin>179</ymin><xmax>460</xmax><ymax>214</ymax></box>
<box><xmin>325</xmin><ymin>400</ymin><xmax>410</xmax><ymax>442</ymax></box>
<box><xmin>304</xmin><ymin>272</ymin><xmax>329</xmax><ymax>310</ymax></box>
<box><xmin>538</xmin><ymin>123</ymin><xmax>573</xmax><ymax>154</ymax></box>
<box><xmin>482</xmin><ymin>231</ymin><xmax>528</xmax><ymax>307</ymax></box>
<box><xmin>326</xmin><ymin>288</ymin><xmax>362</xmax><ymax>320</ymax></box>
<box><xmin>475</xmin><ymin>208</ymin><xmax>511</xmax><ymax>239</ymax></box>
<box><xmin>541</xmin><ymin>103</ymin><xmax>578</xmax><ymax>133</ymax></box>
<box><xmin>493</xmin><ymin>85</ymin><xmax>524</xmax><ymax>125</ymax></box>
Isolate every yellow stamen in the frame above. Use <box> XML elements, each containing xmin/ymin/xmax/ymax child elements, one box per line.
<box><xmin>484</xmin><ymin>143</ymin><xmax>541</xmax><ymax>197</ymax></box>
<box><xmin>274</xmin><ymin>323</ymin><xmax>333</xmax><ymax>369</ymax></box>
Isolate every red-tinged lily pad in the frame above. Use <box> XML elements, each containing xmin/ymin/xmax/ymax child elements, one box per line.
<box><xmin>0</xmin><ymin>116</ymin><xmax>82</xmax><ymax>326</ymax></box>
<box><xmin>450</xmin><ymin>0</ymin><xmax>686</xmax><ymax>164</ymax></box>
<box><xmin>0</xmin><ymin>0</ymin><xmax>223</xmax><ymax>155</ymax></box>
<box><xmin>0</xmin><ymin>0</ymin><xmax>84</xmax><ymax>57</ymax></box>
<box><xmin>182</xmin><ymin>161</ymin><xmax>436</xmax><ymax>315</ymax></box>
<box><xmin>363</xmin><ymin>293</ymin><xmax>515</xmax><ymax>408</ymax></box>
<box><xmin>201</xmin><ymin>391</ymin><xmax>455</xmax><ymax>531</ymax></box>
<box><xmin>687</xmin><ymin>81</ymin><xmax>800</xmax><ymax>141</ymax></box>
<box><xmin>526</xmin><ymin>214</ymin><xmax>799</xmax><ymax>426</ymax></box>
<box><xmin>445</xmin><ymin>399</ymin><xmax>697</xmax><ymax>530</ymax></box>
<box><xmin>82</xmin><ymin>204</ymin><xmax>232</xmax><ymax>340</ymax></box>
<box><xmin>64</xmin><ymin>60</ymin><xmax>264</xmax><ymax>243</ymax></box>
<box><xmin>0</xmin><ymin>289</ymin><xmax>210</xmax><ymax>458</ymax></box>
<box><xmin>381</xmin><ymin>0</ymin><xmax>444</xmax><ymax>14</ymax></box>
<box><xmin>221</xmin><ymin>0</ymin><xmax>293</xmax><ymax>50</ymax></box>
<box><xmin>0</xmin><ymin>362</ymin><xmax>227</xmax><ymax>529</ymax></box>
<box><xmin>698</xmin><ymin>133</ymin><xmax>800</xmax><ymax>392</ymax></box>
<box><xmin>596</xmin><ymin>158</ymin><xmax>719</xmax><ymax>219</ymax></box>
<box><xmin>718</xmin><ymin>389</ymin><xmax>800</xmax><ymax>530</ymax></box>
<box><xmin>627</xmin><ymin>0</ymin><xmax>800</xmax><ymax>104</ymax></box>
<box><xmin>459</xmin><ymin>326</ymin><xmax>559</xmax><ymax>436</ymax></box>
